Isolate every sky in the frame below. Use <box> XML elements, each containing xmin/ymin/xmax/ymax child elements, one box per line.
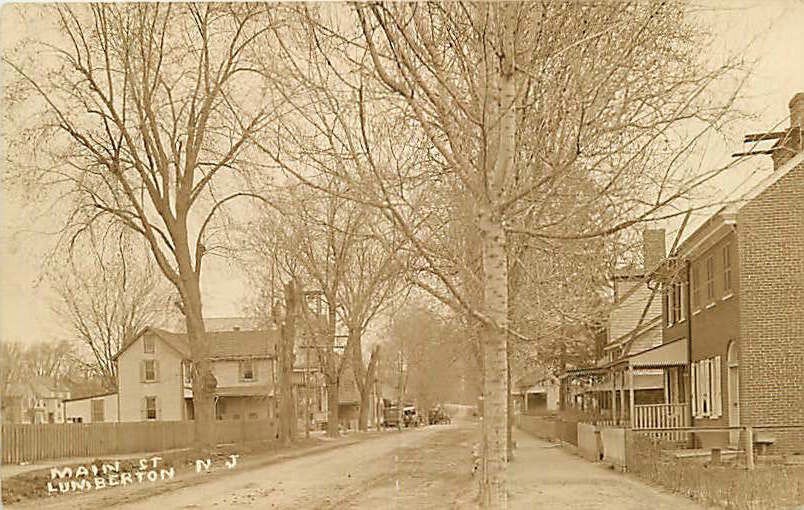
<box><xmin>1</xmin><ymin>1</ymin><xmax>804</xmax><ymax>346</ymax></box>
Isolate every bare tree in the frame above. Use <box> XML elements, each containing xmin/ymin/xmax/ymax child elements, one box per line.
<box><xmin>261</xmin><ymin>3</ymin><xmax>746</xmax><ymax>505</ymax></box>
<box><xmin>49</xmin><ymin>228</ymin><xmax>175</xmax><ymax>391</ymax></box>
<box><xmin>4</xmin><ymin>4</ymin><xmax>287</xmax><ymax>447</ymax></box>
<box><xmin>0</xmin><ymin>341</ymin><xmax>26</xmax><ymax>395</ymax></box>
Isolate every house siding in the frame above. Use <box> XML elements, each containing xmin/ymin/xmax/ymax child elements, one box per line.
<box><xmin>118</xmin><ymin>331</ymin><xmax>185</xmax><ymax>422</ymax></box>
<box><xmin>65</xmin><ymin>394</ymin><xmax>119</xmax><ymax>423</ymax></box>
<box><xmin>687</xmin><ymin>231</ymin><xmax>741</xmax><ymax>447</ymax></box>
<box><xmin>213</xmin><ymin>359</ymin><xmax>274</xmax><ymax>388</ymax></box>
<box><xmin>738</xmin><ymin>160</ymin><xmax>804</xmax><ymax>453</ymax></box>
<box><xmin>609</xmin><ymin>278</ymin><xmax>662</xmax><ymax>343</ymax></box>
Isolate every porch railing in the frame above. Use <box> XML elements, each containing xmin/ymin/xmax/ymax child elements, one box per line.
<box><xmin>633</xmin><ymin>403</ymin><xmax>690</xmax><ymax>442</ymax></box>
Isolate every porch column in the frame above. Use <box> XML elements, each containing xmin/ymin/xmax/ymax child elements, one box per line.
<box><xmin>610</xmin><ymin>369</ymin><xmax>617</xmax><ymax>423</ymax></box>
<box><xmin>629</xmin><ymin>364</ymin><xmax>635</xmax><ymax>427</ymax></box>
<box><xmin>524</xmin><ymin>390</ymin><xmax>528</xmax><ymax>413</ymax></box>
<box><xmin>619</xmin><ymin>370</ymin><xmax>625</xmax><ymax>423</ymax></box>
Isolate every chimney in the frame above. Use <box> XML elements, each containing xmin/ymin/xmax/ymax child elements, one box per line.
<box><xmin>642</xmin><ymin>229</ymin><xmax>666</xmax><ymax>274</ymax></box>
<box><xmin>790</xmin><ymin>92</ymin><xmax>804</xmax><ymax>129</ymax></box>
<box><xmin>773</xmin><ymin>92</ymin><xmax>804</xmax><ymax>169</ymax></box>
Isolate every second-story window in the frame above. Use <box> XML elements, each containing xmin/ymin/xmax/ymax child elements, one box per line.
<box><xmin>665</xmin><ymin>285</ymin><xmax>673</xmax><ymax>326</ymax></box>
<box><xmin>723</xmin><ymin>244</ymin><xmax>732</xmax><ymax>294</ymax></box>
<box><xmin>143</xmin><ymin>359</ymin><xmax>157</xmax><ymax>382</ymax></box>
<box><xmin>143</xmin><ymin>335</ymin><xmax>155</xmax><ymax>354</ymax></box>
<box><xmin>239</xmin><ymin>360</ymin><xmax>255</xmax><ymax>382</ymax></box>
<box><xmin>678</xmin><ymin>282</ymin><xmax>689</xmax><ymax>320</ymax></box>
<box><xmin>673</xmin><ymin>282</ymin><xmax>682</xmax><ymax>322</ymax></box>
<box><xmin>183</xmin><ymin>360</ymin><xmax>193</xmax><ymax>385</ymax></box>
<box><xmin>705</xmin><ymin>255</ymin><xmax>715</xmax><ymax>302</ymax></box>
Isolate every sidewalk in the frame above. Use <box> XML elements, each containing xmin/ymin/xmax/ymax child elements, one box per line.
<box><xmin>507</xmin><ymin>430</ymin><xmax>709</xmax><ymax>509</ymax></box>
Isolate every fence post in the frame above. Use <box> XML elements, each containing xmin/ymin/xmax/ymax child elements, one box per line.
<box><xmin>745</xmin><ymin>426</ymin><xmax>754</xmax><ymax>470</ymax></box>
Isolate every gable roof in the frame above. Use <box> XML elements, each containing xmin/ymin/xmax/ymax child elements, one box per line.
<box><xmin>113</xmin><ymin>326</ymin><xmax>279</xmax><ymax>361</ymax></box>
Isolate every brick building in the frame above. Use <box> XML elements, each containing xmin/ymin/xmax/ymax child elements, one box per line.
<box><xmin>659</xmin><ymin>92</ymin><xmax>804</xmax><ymax>452</ymax></box>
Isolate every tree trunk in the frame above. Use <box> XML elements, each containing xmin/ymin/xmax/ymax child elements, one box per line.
<box><xmin>356</xmin><ymin>345</ymin><xmax>379</xmax><ymax>432</ymax></box>
<box><xmin>182</xmin><ymin>276</ymin><xmax>215</xmax><ymax>451</ymax></box>
<box><xmin>507</xmin><ymin>349</ymin><xmax>514</xmax><ymax>461</ymax></box>
<box><xmin>326</xmin><ymin>376</ymin><xmax>340</xmax><ymax>437</ymax></box>
<box><xmin>478</xmin><ymin>214</ymin><xmax>509</xmax><ymax>509</ymax></box>
<box><xmin>278</xmin><ymin>282</ymin><xmax>298</xmax><ymax>445</ymax></box>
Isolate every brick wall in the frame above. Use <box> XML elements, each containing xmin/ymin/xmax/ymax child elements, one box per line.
<box><xmin>738</xmin><ymin>160</ymin><xmax>804</xmax><ymax>454</ymax></box>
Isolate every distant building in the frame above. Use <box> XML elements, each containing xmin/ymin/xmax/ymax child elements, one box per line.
<box><xmin>514</xmin><ymin>370</ymin><xmax>560</xmax><ymax>415</ymax></box>
<box><xmin>2</xmin><ymin>378</ymin><xmax>70</xmax><ymax>424</ymax></box>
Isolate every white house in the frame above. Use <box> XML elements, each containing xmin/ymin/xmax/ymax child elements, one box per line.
<box><xmin>112</xmin><ymin>326</ymin><xmax>279</xmax><ymax>422</ymax></box>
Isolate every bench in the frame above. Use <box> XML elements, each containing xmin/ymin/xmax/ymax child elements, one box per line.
<box><xmin>754</xmin><ymin>432</ymin><xmax>776</xmax><ymax>455</ymax></box>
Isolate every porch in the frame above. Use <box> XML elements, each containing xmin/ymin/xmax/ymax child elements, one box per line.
<box><xmin>562</xmin><ymin>338</ymin><xmax>691</xmax><ymax>441</ymax></box>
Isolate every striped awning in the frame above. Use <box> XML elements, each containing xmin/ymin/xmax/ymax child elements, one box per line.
<box><xmin>611</xmin><ymin>337</ymin><xmax>688</xmax><ymax>369</ymax></box>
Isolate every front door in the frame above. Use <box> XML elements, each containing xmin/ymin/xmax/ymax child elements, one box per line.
<box><xmin>727</xmin><ymin>341</ymin><xmax>740</xmax><ymax>447</ymax></box>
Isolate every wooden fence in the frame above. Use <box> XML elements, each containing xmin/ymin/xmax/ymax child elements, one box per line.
<box><xmin>2</xmin><ymin>419</ymin><xmax>278</xmax><ymax>464</ymax></box>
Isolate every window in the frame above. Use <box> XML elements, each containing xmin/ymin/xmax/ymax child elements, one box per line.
<box><xmin>680</xmin><ymin>280</ymin><xmax>687</xmax><ymax>320</ymax></box>
<box><xmin>691</xmin><ymin>265</ymin><xmax>700</xmax><ymax>310</ymax></box>
<box><xmin>691</xmin><ymin>356</ymin><xmax>722</xmax><ymax>419</ymax></box>
<box><xmin>91</xmin><ymin>399</ymin><xmax>105</xmax><ymax>422</ymax></box>
<box><xmin>143</xmin><ymin>359</ymin><xmax>157</xmax><ymax>382</ymax></box>
<box><xmin>722</xmin><ymin>244</ymin><xmax>732</xmax><ymax>293</ymax></box>
<box><xmin>248</xmin><ymin>412</ymin><xmax>258</xmax><ymax>420</ymax></box>
<box><xmin>183</xmin><ymin>360</ymin><xmax>193</xmax><ymax>385</ymax></box>
<box><xmin>665</xmin><ymin>286</ymin><xmax>673</xmax><ymax>326</ymax></box>
<box><xmin>143</xmin><ymin>335</ymin><xmax>155</xmax><ymax>354</ymax></box>
<box><xmin>705</xmin><ymin>256</ymin><xmax>715</xmax><ymax>302</ymax></box>
<box><xmin>145</xmin><ymin>396</ymin><xmax>157</xmax><ymax>420</ymax></box>
<box><xmin>239</xmin><ymin>360</ymin><xmax>256</xmax><ymax>382</ymax></box>
<box><xmin>673</xmin><ymin>282</ymin><xmax>682</xmax><ymax>323</ymax></box>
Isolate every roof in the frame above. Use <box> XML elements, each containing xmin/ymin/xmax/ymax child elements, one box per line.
<box><xmin>168</xmin><ymin>317</ymin><xmax>268</xmax><ymax>333</ymax></box>
<box><xmin>515</xmin><ymin>369</ymin><xmax>555</xmax><ymax>389</ymax></box>
<box><xmin>113</xmin><ymin>326</ymin><xmax>279</xmax><ymax>361</ymax></box>
<box><xmin>675</xmin><ymin>149</ymin><xmax>804</xmax><ymax>258</ymax></box>
<box><xmin>608</xmin><ymin>337</ymin><xmax>688</xmax><ymax>369</ymax></box>
<box><xmin>63</xmin><ymin>391</ymin><xmax>117</xmax><ymax>403</ymax></box>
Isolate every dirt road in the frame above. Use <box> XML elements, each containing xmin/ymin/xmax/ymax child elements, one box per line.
<box><xmin>12</xmin><ymin>422</ymin><xmax>477</xmax><ymax>510</ymax></box>
<box><xmin>10</xmin><ymin>422</ymin><xmax>711</xmax><ymax>510</ymax></box>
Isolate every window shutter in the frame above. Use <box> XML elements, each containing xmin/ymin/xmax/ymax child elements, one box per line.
<box><xmin>140</xmin><ymin>397</ymin><xmax>146</xmax><ymax>421</ymax></box>
<box><xmin>238</xmin><ymin>361</ymin><xmax>243</xmax><ymax>382</ymax></box>
<box><xmin>712</xmin><ymin>356</ymin><xmax>722</xmax><ymax>418</ymax></box>
<box><xmin>701</xmin><ymin>359</ymin><xmax>708</xmax><ymax>417</ymax></box>
<box><xmin>140</xmin><ymin>360</ymin><xmax>145</xmax><ymax>383</ymax></box>
<box><xmin>154</xmin><ymin>361</ymin><xmax>160</xmax><ymax>382</ymax></box>
<box><xmin>253</xmin><ymin>360</ymin><xmax>259</xmax><ymax>381</ymax></box>
<box><xmin>156</xmin><ymin>397</ymin><xmax>161</xmax><ymax>421</ymax></box>
<box><xmin>691</xmin><ymin>362</ymin><xmax>699</xmax><ymax>418</ymax></box>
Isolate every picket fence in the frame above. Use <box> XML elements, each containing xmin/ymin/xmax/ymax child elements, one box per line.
<box><xmin>2</xmin><ymin>419</ymin><xmax>278</xmax><ymax>464</ymax></box>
